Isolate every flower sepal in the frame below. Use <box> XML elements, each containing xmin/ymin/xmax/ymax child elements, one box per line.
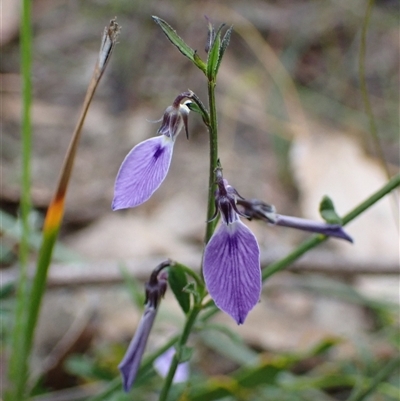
<box><xmin>237</xmin><ymin>198</ymin><xmax>353</xmax><ymax>243</ymax></box>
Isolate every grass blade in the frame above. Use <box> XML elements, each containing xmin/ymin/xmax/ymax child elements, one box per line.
<box><xmin>5</xmin><ymin>0</ymin><xmax>33</xmax><ymax>399</ymax></box>
<box><xmin>5</xmin><ymin>19</ymin><xmax>120</xmax><ymax>400</ymax></box>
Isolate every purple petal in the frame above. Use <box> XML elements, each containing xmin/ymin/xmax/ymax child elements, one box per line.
<box><xmin>153</xmin><ymin>348</ymin><xmax>190</xmax><ymax>383</ymax></box>
<box><xmin>112</xmin><ymin>136</ymin><xmax>174</xmax><ymax>210</ymax></box>
<box><xmin>203</xmin><ymin>220</ymin><xmax>261</xmax><ymax>324</ymax></box>
<box><xmin>118</xmin><ymin>307</ymin><xmax>157</xmax><ymax>392</ymax></box>
<box><xmin>275</xmin><ymin>215</ymin><xmax>353</xmax><ymax>243</ymax></box>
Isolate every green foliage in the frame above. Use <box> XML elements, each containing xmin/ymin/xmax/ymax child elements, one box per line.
<box><xmin>319</xmin><ymin>196</ymin><xmax>342</xmax><ymax>225</ymax></box>
<box><xmin>152</xmin><ymin>16</ymin><xmax>207</xmax><ymax>74</ymax></box>
<box><xmin>168</xmin><ymin>264</ymin><xmax>191</xmax><ymax>314</ymax></box>
<box><xmin>5</xmin><ymin>4</ymin><xmax>400</xmax><ymax>401</ymax></box>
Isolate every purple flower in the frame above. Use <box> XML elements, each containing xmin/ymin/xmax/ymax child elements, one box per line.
<box><xmin>153</xmin><ymin>347</ymin><xmax>190</xmax><ymax>383</ymax></box>
<box><xmin>112</xmin><ymin>94</ymin><xmax>191</xmax><ymax>210</ymax></box>
<box><xmin>237</xmin><ymin>199</ymin><xmax>353</xmax><ymax>242</ymax></box>
<box><xmin>118</xmin><ymin>261</ymin><xmax>170</xmax><ymax>392</ymax></box>
<box><xmin>203</xmin><ymin>167</ymin><xmax>261</xmax><ymax>325</ymax></box>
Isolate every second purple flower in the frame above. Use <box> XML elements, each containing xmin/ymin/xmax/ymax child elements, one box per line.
<box><xmin>112</xmin><ymin>93</ymin><xmax>191</xmax><ymax>210</ymax></box>
<box><xmin>203</xmin><ymin>167</ymin><xmax>261</xmax><ymax>325</ymax></box>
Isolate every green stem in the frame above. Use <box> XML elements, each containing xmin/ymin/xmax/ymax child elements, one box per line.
<box><xmin>263</xmin><ymin>173</ymin><xmax>400</xmax><ymax>280</ymax></box>
<box><xmin>204</xmin><ymin>79</ymin><xmax>219</xmax><ymax>244</ymax></box>
<box><xmin>158</xmin><ymin>306</ymin><xmax>201</xmax><ymax>401</ymax></box>
<box><xmin>5</xmin><ymin>0</ymin><xmax>32</xmax><ymax>399</ymax></box>
<box><xmin>341</xmin><ymin>173</ymin><xmax>400</xmax><ymax>225</ymax></box>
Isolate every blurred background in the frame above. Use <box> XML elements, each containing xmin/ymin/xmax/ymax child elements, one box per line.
<box><xmin>1</xmin><ymin>0</ymin><xmax>399</xmax><ymax>399</ymax></box>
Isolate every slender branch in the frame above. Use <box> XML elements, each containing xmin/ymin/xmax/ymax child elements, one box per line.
<box><xmin>204</xmin><ymin>79</ymin><xmax>219</xmax><ymax>244</ymax></box>
<box><xmin>341</xmin><ymin>174</ymin><xmax>400</xmax><ymax>225</ymax></box>
<box><xmin>5</xmin><ymin>20</ymin><xmax>120</xmax><ymax>400</ymax></box>
<box><xmin>263</xmin><ymin>173</ymin><xmax>400</xmax><ymax>280</ymax></box>
<box><xmin>158</xmin><ymin>306</ymin><xmax>201</xmax><ymax>401</ymax></box>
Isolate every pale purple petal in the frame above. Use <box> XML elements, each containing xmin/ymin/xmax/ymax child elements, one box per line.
<box><xmin>203</xmin><ymin>220</ymin><xmax>261</xmax><ymax>324</ymax></box>
<box><xmin>275</xmin><ymin>215</ymin><xmax>353</xmax><ymax>243</ymax></box>
<box><xmin>153</xmin><ymin>348</ymin><xmax>190</xmax><ymax>383</ymax></box>
<box><xmin>112</xmin><ymin>136</ymin><xmax>174</xmax><ymax>210</ymax></box>
<box><xmin>118</xmin><ymin>307</ymin><xmax>157</xmax><ymax>392</ymax></box>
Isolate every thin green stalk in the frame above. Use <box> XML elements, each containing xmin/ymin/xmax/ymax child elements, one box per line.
<box><xmin>262</xmin><ymin>236</ymin><xmax>325</xmax><ymax>281</ymax></box>
<box><xmin>6</xmin><ymin>20</ymin><xmax>120</xmax><ymax>400</ymax></box>
<box><xmin>341</xmin><ymin>173</ymin><xmax>400</xmax><ymax>225</ymax></box>
<box><xmin>346</xmin><ymin>356</ymin><xmax>400</xmax><ymax>401</ymax></box>
<box><xmin>263</xmin><ymin>173</ymin><xmax>400</xmax><ymax>280</ymax></box>
<box><xmin>158</xmin><ymin>306</ymin><xmax>201</xmax><ymax>401</ymax></box>
<box><xmin>204</xmin><ymin>79</ymin><xmax>219</xmax><ymax>243</ymax></box>
<box><xmin>5</xmin><ymin>0</ymin><xmax>32</xmax><ymax>399</ymax></box>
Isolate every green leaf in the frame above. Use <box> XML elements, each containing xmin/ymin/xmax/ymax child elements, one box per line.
<box><xmin>193</xmin><ymin>51</ymin><xmax>206</xmax><ymax>72</ymax></box>
<box><xmin>187</xmin><ymin>102</ymin><xmax>202</xmax><ymax>115</ymax></box>
<box><xmin>319</xmin><ymin>195</ymin><xmax>342</xmax><ymax>224</ymax></box>
<box><xmin>216</xmin><ymin>26</ymin><xmax>233</xmax><ymax>72</ymax></box>
<box><xmin>206</xmin><ymin>25</ymin><xmax>223</xmax><ymax>80</ymax></box>
<box><xmin>187</xmin><ymin>92</ymin><xmax>210</xmax><ymax>127</ymax></box>
<box><xmin>183</xmin><ymin>282</ymin><xmax>202</xmax><ymax>304</ymax></box>
<box><xmin>168</xmin><ymin>265</ymin><xmax>191</xmax><ymax>314</ymax></box>
<box><xmin>152</xmin><ymin>16</ymin><xmax>206</xmax><ymax>74</ymax></box>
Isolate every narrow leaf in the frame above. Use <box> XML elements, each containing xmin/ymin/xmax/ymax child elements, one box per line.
<box><xmin>187</xmin><ymin>102</ymin><xmax>202</xmax><ymax>115</ymax></box>
<box><xmin>193</xmin><ymin>51</ymin><xmax>206</xmax><ymax>72</ymax></box>
<box><xmin>319</xmin><ymin>195</ymin><xmax>342</xmax><ymax>224</ymax></box>
<box><xmin>152</xmin><ymin>16</ymin><xmax>206</xmax><ymax>74</ymax></box>
<box><xmin>205</xmin><ymin>17</ymin><xmax>215</xmax><ymax>53</ymax></box>
<box><xmin>168</xmin><ymin>265</ymin><xmax>190</xmax><ymax>314</ymax></box>
<box><xmin>216</xmin><ymin>26</ymin><xmax>233</xmax><ymax>72</ymax></box>
<box><xmin>206</xmin><ymin>26</ymin><xmax>222</xmax><ymax>80</ymax></box>
<box><xmin>7</xmin><ymin>20</ymin><xmax>120</xmax><ymax>401</ymax></box>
